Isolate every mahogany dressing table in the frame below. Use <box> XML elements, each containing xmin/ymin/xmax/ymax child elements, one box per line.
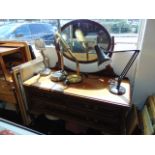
<box><xmin>23</xmin><ymin>72</ymin><xmax>131</xmax><ymax>134</ymax></box>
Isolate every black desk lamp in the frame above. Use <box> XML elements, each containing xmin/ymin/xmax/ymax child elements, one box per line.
<box><xmin>95</xmin><ymin>45</ymin><xmax>140</xmax><ymax>95</ymax></box>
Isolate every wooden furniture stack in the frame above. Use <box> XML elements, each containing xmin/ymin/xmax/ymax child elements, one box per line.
<box><xmin>0</xmin><ymin>41</ymin><xmax>32</xmax><ymax>123</ymax></box>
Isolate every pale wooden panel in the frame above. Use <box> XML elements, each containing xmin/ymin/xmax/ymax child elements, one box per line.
<box><xmin>141</xmin><ymin>105</ymin><xmax>154</xmax><ymax>135</ymax></box>
<box><xmin>0</xmin><ymin>47</ymin><xmax>20</xmax><ymax>56</ymax></box>
<box><xmin>0</xmin><ymin>42</ymin><xmax>25</xmax><ymax>47</ymax></box>
<box><xmin>13</xmin><ymin>57</ymin><xmax>44</xmax><ymax>82</ymax></box>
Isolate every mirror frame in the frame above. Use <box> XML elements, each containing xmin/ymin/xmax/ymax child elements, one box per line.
<box><xmin>61</xmin><ymin>19</ymin><xmax>112</xmax><ymax>64</ymax></box>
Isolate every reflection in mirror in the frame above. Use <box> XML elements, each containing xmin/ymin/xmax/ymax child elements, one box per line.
<box><xmin>15</xmin><ymin>34</ymin><xmax>24</xmax><ymax>38</ymax></box>
<box><xmin>61</xmin><ymin>20</ymin><xmax>111</xmax><ymax>63</ymax></box>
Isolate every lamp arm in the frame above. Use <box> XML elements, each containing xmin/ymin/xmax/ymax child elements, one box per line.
<box><xmin>116</xmin><ymin>50</ymin><xmax>139</xmax><ymax>89</ymax></box>
<box><xmin>100</xmin><ymin>47</ymin><xmax>139</xmax><ymax>54</ymax></box>
<box><xmin>107</xmin><ymin>49</ymin><xmax>140</xmax><ymax>95</ymax></box>
<box><xmin>101</xmin><ymin>48</ymin><xmax>140</xmax><ymax>81</ymax></box>
<box><xmin>95</xmin><ymin>45</ymin><xmax>140</xmax><ymax>95</ymax></box>
<box><xmin>117</xmin><ymin>50</ymin><xmax>139</xmax><ymax>81</ymax></box>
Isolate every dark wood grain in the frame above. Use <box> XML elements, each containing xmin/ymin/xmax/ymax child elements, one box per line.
<box><xmin>24</xmin><ymin>72</ymin><xmax>131</xmax><ymax>134</ymax></box>
<box><xmin>0</xmin><ymin>41</ymin><xmax>32</xmax><ymax>122</ymax></box>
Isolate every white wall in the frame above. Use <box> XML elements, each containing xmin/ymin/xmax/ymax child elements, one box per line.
<box><xmin>132</xmin><ymin>19</ymin><xmax>155</xmax><ymax>109</ymax></box>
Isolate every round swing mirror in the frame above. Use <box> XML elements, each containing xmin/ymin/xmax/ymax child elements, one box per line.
<box><xmin>60</xmin><ymin>19</ymin><xmax>114</xmax><ymax>73</ymax></box>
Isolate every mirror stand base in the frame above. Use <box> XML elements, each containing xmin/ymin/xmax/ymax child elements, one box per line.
<box><xmin>65</xmin><ymin>74</ymin><xmax>83</xmax><ymax>84</ymax></box>
<box><xmin>50</xmin><ymin>70</ymin><xmax>67</xmax><ymax>82</ymax></box>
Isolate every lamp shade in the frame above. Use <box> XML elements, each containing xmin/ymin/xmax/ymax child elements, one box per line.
<box><xmin>94</xmin><ymin>45</ymin><xmax>110</xmax><ymax>66</ymax></box>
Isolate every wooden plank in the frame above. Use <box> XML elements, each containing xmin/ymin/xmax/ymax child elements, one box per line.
<box><xmin>0</xmin><ymin>42</ymin><xmax>25</xmax><ymax>47</ymax></box>
<box><xmin>141</xmin><ymin>105</ymin><xmax>154</xmax><ymax>135</ymax></box>
<box><xmin>11</xmin><ymin>58</ymin><xmax>44</xmax><ymax>125</ymax></box>
<box><xmin>0</xmin><ymin>47</ymin><xmax>20</xmax><ymax>56</ymax></box>
<box><xmin>146</xmin><ymin>96</ymin><xmax>155</xmax><ymax>125</ymax></box>
<box><xmin>0</xmin><ymin>41</ymin><xmax>32</xmax><ymax>60</ymax></box>
<box><xmin>152</xmin><ymin>95</ymin><xmax>155</xmax><ymax>109</ymax></box>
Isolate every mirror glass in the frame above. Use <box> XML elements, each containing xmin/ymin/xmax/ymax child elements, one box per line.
<box><xmin>61</xmin><ymin>19</ymin><xmax>111</xmax><ymax>63</ymax></box>
<box><xmin>15</xmin><ymin>34</ymin><xmax>23</xmax><ymax>38</ymax></box>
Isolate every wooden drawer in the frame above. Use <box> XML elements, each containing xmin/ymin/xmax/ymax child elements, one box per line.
<box><xmin>0</xmin><ymin>79</ymin><xmax>16</xmax><ymax>104</ymax></box>
<box><xmin>0</xmin><ymin>79</ymin><xmax>14</xmax><ymax>92</ymax></box>
<box><xmin>27</xmin><ymin>87</ymin><xmax>121</xmax><ymax>118</ymax></box>
<box><xmin>25</xmin><ymin>86</ymin><xmax>125</xmax><ymax>134</ymax></box>
<box><xmin>27</xmin><ymin>87</ymin><xmax>67</xmax><ymax>108</ymax></box>
<box><xmin>65</xmin><ymin>95</ymin><xmax>121</xmax><ymax>117</ymax></box>
<box><xmin>27</xmin><ymin>89</ymin><xmax>121</xmax><ymax>129</ymax></box>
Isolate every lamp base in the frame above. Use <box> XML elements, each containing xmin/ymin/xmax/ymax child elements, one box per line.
<box><xmin>40</xmin><ymin>68</ymin><xmax>51</xmax><ymax>76</ymax></box>
<box><xmin>109</xmin><ymin>85</ymin><xmax>126</xmax><ymax>95</ymax></box>
<box><xmin>50</xmin><ymin>70</ymin><xmax>67</xmax><ymax>82</ymax></box>
<box><xmin>65</xmin><ymin>74</ymin><xmax>82</xmax><ymax>84</ymax></box>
